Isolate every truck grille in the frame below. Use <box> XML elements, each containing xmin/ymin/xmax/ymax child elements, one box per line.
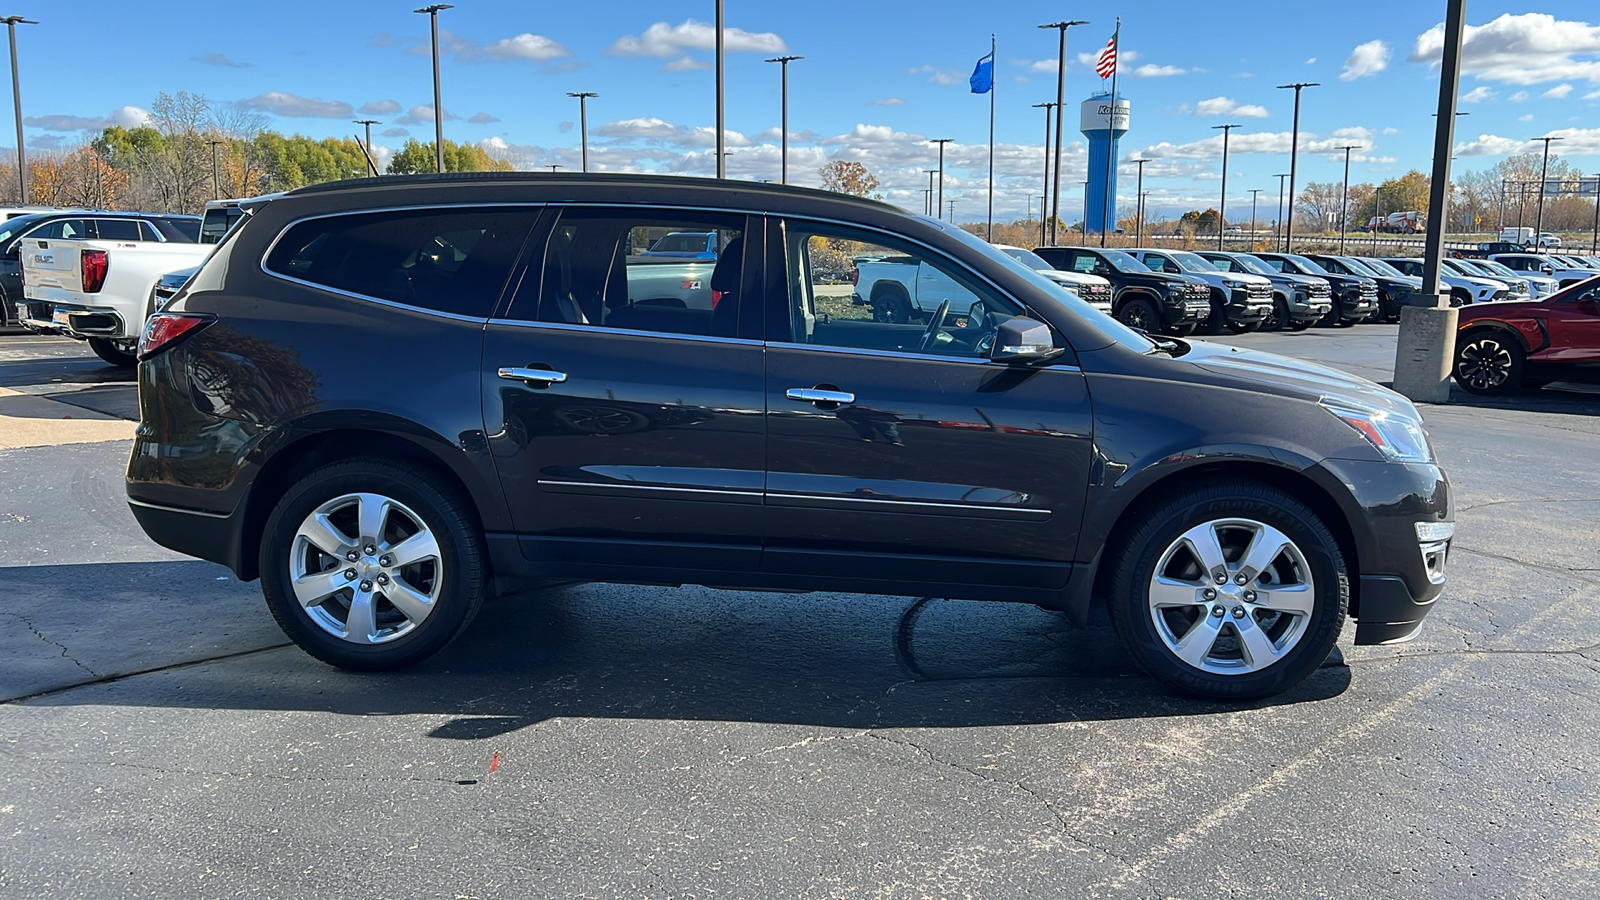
<box><xmin>1247</xmin><ymin>284</ymin><xmax>1272</xmax><ymax>302</ymax></box>
<box><xmin>1359</xmin><ymin>284</ymin><xmax>1378</xmax><ymax>302</ymax></box>
<box><xmin>1308</xmin><ymin>282</ymin><xmax>1332</xmax><ymax>299</ymax></box>
<box><xmin>1077</xmin><ymin>283</ymin><xmax>1112</xmax><ymax>305</ymax></box>
<box><xmin>1184</xmin><ymin>284</ymin><xmax>1210</xmax><ymax>300</ymax></box>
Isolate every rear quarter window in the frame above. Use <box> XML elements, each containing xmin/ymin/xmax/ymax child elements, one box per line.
<box><xmin>264</xmin><ymin>207</ymin><xmax>539</xmax><ymax>319</ymax></box>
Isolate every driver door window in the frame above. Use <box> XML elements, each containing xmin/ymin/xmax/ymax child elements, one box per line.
<box><xmin>781</xmin><ymin>224</ymin><xmax>1023</xmax><ymax>359</ymax></box>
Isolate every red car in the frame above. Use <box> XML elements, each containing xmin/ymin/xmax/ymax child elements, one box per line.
<box><xmin>1453</xmin><ymin>275</ymin><xmax>1600</xmax><ymax>394</ymax></box>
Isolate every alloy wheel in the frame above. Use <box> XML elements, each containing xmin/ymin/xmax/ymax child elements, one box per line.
<box><xmin>1146</xmin><ymin>518</ymin><xmax>1316</xmax><ymax>675</ymax></box>
<box><xmin>289</xmin><ymin>492</ymin><xmax>443</xmax><ymax>644</ymax></box>
<box><xmin>1456</xmin><ymin>337</ymin><xmax>1514</xmax><ymax>392</ymax></box>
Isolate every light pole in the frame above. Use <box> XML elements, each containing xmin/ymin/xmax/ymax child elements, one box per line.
<box><xmin>1132</xmin><ymin>158</ymin><xmax>1147</xmax><ymax>246</ymax></box>
<box><xmin>1276</xmin><ymin>81</ymin><xmax>1319</xmax><ymax>253</ymax></box>
<box><xmin>547</xmin><ymin>164</ymin><xmax>562</xmax><ymax>172</ymax></box>
<box><xmin>1532</xmin><ymin>135</ymin><xmax>1562</xmax><ymax>244</ymax></box>
<box><xmin>207</xmin><ymin>138</ymin><xmax>223</xmax><ymax>199</ymax></box>
<box><xmin>715</xmin><ymin>0</ymin><xmax>725</xmax><ymax>178</ymax></box>
<box><xmin>1039</xmin><ymin>19</ymin><xmax>1088</xmax><ymax>245</ymax></box>
<box><xmin>414</xmin><ymin>4</ymin><xmax>453</xmax><ymax>174</ymax></box>
<box><xmin>1212</xmin><ymin>123</ymin><xmax>1239</xmax><ymax>250</ymax></box>
<box><xmin>947</xmin><ymin>199</ymin><xmax>956</xmax><ymax>223</ymax></box>
<box><xmin>566</xmin><ymin>92</ymin><xmax>597</xmax><ymax>173</ymax></box>
<box><xmin>1</xmin><ymin>15</ymin><xmax>35</xmax><ymax>204</ymax></box>
<box><xmin>1032</xmin><ymin>101</ymin><xmax>1056</xmax><ymax>243</ymax></box>
<box><xmin>354</xmin><ymin>119</ymin><xmax>379</xmax><ymax>176</ymax></box>
<box><xmin>931</xmin><ymin>138</ymin><xmax>953</xmax><ymax>220</ymax></box>
<box><xmin>1275</xmin><ymin>173</ymin><xmax>1290</xmax><ymax>252</ymax></box>
<box><xmin>764</xmin><ymin>55</ymin><xmax>802</xmax><ymax>184</ymax></box>
<box><xmin>1337</xmin><ymin>144</ymin><xmax>1359</xmax><ymax>253</ymax></box>
<box><xmin>1081</xmin><ymin>179</ymin><xmax>1089</xmax><ymax>239</ymax></box>
<box><xmin>924</xmin><ymin>169</ymin><xmax>937</xmax><ymax>216</ymax></box>
<box><xmin>1249</xmin><ymin>188</ymin><xmax>1263</xmax><ymax>241</ymax></box>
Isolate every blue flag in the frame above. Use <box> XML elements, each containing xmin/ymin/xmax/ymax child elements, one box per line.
<box><xmin>969</xmin><ymin>52</ymin><xmax>994</xmax><ymax>94</ymax></box>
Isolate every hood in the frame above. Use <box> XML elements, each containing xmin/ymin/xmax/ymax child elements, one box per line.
<box><xmin>1183</xmin><ymin>340</ymin><xmax>1414</xmax><ymax>414</ymax></box>
<box><xmin>1274</xmin><ymin>271</ymin><xmax>1327</xmax><ymax>288</ymax></box>
<box><xmin>1213</xmin><ymin>271</ymin><xmax>1273</xmax><ymax>287</ymax></box>
<box><xmin>1039</xmin><ymin>269</ymin><xmax>1109</xmax><ymax>287</ymax></box>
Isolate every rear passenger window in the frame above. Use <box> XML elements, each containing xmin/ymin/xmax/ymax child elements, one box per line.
<box><xmin>95</xmin><ymin>219</ymin><xmax>143</xmax><ymax>241</ymax></box>
<box><xmin>515</xmin><ymin>208</ymin><xmax>745</xmax><ymax>337</ymax></box>
<box><xmin>264</xmin><ymin>207</ymin><xmax>538</xmax><ymax>318</ymax></box>
<box><xmin>26</xmin><ymin>219</ymin><xmax>89</xmax><ymax>240</ymax></box>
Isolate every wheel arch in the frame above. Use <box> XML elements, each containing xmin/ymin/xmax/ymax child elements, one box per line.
<box><xmin>1113</xmin><ymin>287</ymin><xmax>1161</xmax><ymax>314</ymax></box>
<box><xmin>1082</xmin><ymin>459</ymin><xmax>1367</xmax><ymax>623</ymax></box>
<box><xmin>235</xmin><ymin>424</ymin><xmax>501</xmax><ymax>582</ymax></box>
<box><xmin>1457</xmin><ymin>317</ymin><xmax>1546</xmax><ymax>355</ymax></box>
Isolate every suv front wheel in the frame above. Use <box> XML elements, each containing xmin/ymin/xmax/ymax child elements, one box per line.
<box><xmin>260</xmin><ymin>457</ymin><xmax>487</xmax><ymax>670</ymax></box>
<box><xmin>1107</xmin><ymin>481</ymin><xmax>1348</xmax><ymax>699</ymax></box>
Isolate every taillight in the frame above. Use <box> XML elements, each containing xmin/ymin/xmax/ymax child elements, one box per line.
<box><xmin>138</xmin><ymin>313</ymin><xmax>214</xmax><ymax>359</ymax></box>
<box><xmin>81</xmin><ymin>249</ymin><xmax>109</xmax><ymax>293</ymax></box>
<box><xmin>710</xmin><ymin>289</ymin><xmax>723</xmax><ymax>308</ymax></box>
<box><xmin>850</xmin><ymin>268</ymin><xmax>859</xmax><ymax>285</ymax></box>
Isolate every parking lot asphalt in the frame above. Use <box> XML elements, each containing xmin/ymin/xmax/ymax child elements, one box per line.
<box><xmin>2</xmin><ymin>328</ymin><xmax>1598</xmax><ymax>898</ymax></box>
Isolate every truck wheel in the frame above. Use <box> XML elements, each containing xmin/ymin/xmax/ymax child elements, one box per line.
<box><xmin>1262</xmin><ymin>297</ymin><xmax>1288</xmax><ymax>332</ymax></box>
<box><xmin>1107</xmin><ymin>480</ymin><xmax>1348</xmax><ymax>700</ymax></box>
<box><xmin>88</xmin><ymin>338</ymin><xmax>138</xmax><ymax>368</ymax></box>
<box><xmin>259</xmin><ymin>456</ymin><xmax>487</xmax><ymax>670</ymax></box>
<box><xmin>1201</xmin><ymin>294</ymin><xmax>1227</xmax><ymax>335</ymax></box>
<box><xmin>1116</xmin><ymin>296</ymin><xmax>1159</xmax><ymax>332</ymax></box>
<box><xmin>870</xmin><ymin>287</ymin><xmax>912</xmax><ymax>324</ymax></box>
<box><xmin>1449</xmin><ymin>287</ymin><xmax>1471</xmax><ymax>307</ymax></box>
<box><xmin>1319</xmin><ymin>303</ymin><xmax>1343</xmax><ymax>328</ymax></box>
<box><xmin>1166</xmin><ymin>323</ymin><xmax>1198</xmax><ymax>337</ymax></box>
<box><xmin>1227</xmin><ymin>319</ymin><xmax>1263</xmax><ymax>334</ymax></box>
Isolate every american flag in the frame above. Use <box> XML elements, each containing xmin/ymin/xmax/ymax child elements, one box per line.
<box><xmin>1095</xmin><ymin>35</ymin><xmax>1117</xmax><ymax>79</ymax></box>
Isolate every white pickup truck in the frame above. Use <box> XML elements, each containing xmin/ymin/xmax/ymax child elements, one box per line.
<box><xmin>21</xmin><ymin>237</ymin><xmax>212</xmax><ymax>366</ymax></box>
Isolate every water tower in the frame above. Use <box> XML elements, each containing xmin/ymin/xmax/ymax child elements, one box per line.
<box><xmin>1080</xmin><ymin>91</ymin><xmax>1131</xmax><ymax>234</ymax></box>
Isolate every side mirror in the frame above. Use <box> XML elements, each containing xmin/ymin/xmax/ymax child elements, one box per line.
<box><xmin>990</xmin><ymin>317</ymin><xmax>1064</xmax><ymax>365</ymax></box>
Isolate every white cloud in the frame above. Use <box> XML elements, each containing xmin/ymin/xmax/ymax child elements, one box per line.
<box><xmin>1075</xmin><ymin>49</ymin><xmax>1138</xmax><ymax>67</ymax></box>
<box><xmin>360</xmin><ymin>99</ymin><xmax>401</xmax><ymax>116</ymax></box>
<box><xmin>467</xmin><ymin>112</ymin><xmax>500</xmax><ymax>124</ymax></box>
<box><xmin>1382</xmin><ymin>127</ymin><xmax>1400</xmax><ymax>135</ymax></box>
<box><xmin>909</xmin><ymin>65</ymin><xmax>962</xmax><ymax>85</ymax></box>
<box><xmin>1132</xmin><ymin>65</ymin><xmax>1188</xmax><ymax>78</ymax></box>
<box><xmin>1411</xmin><ymin>13</ymin><xmax>1600</xmax><ymax>86</ymax></box>
<box><xmin>110</xmin><ymin>106</ymin><xmax>151</xmax><ymax>128</ymax></box>
<box><xmin>1341</xmin><ymin>40</ymin><xmax>1391</xmax><ymax>81</ymax></box>
<box><xmin>1510</xmin><ymin>91</ymin><xmax>1530</xmax><ymax>102</ymax></box>
<box><xmin>24</xmin><ymin>113</ymin><xmax>110</xmax><ymax>131</ymax></box>
<box><xmin>1027</xmin><ymin>59</ymin><xmax>1058</xmax><ymax>74</ymax></box>
<box><xmin>867</xmin><ymin>97</ymin><xmax>905</xmax><ymax>106</ymax></box>
<box><xmin>1305</xmin><ymin>57</ymin><xmax>1317</xmax><ymax>65</ymax></box>
<box><xmin>1461</xmin><ymin>86</ymin><xmax>1496</xmax><ymax>103</ymax></box>
<box><xmin>1194</xmin><ymin>96</ymin><xmax>1270</xmax><ymax>118</ymax></box>
<box><xmin>1135</xmin><ymin>128</ymin><xmax>1378</xmax><ymax>161</ymax></box>
<box><xmin>609</xmin><ymin>19</ymin><xmax>786</xmax><ymax>57</ymax></box>
<box><xmin>1519</xmin><ymin>114</ymin><xmax>1535</xmax><ymax>122</ymax></box>
<box><xmin>662</xmin><ymin>56</ymin><xmax>711</xmax><ymax>72</ymax></box>
<box><xmin>395</xmin><ymin>105</ymin><xmax>460</xmax><ymax>125</ymax></box>
<box><xmin>1452</xmin><ymin>133</ymin><xmax>1526</xmax><ymax>156</ymax></box>
<box><xmin>1587</xmin><ymin>89</ymin><xmax>1600</xmax><ymax>100</ymax></box>
<box><xmin>1545</xmin><ymin>83</ymin><xmax>1574</xmax><ymax>99</ymax></box>
<box><xmin>239</xmin><ymin>91</ymin><xmax>353</xmax><ymax>119</ymax></box>
<box><xmin>194</xmin><ymin>53</ymin><xmax>251</xmax><ymax>69</ymax></box>
<box><xmin>419</xmin><ymin>29</ymin><xmax>570</xmax><ymax>63</ymax></box>
<box><xmin>381</xmin><ymin>127</ymin><xmax>409</xmax><ymax>138</ymax></box>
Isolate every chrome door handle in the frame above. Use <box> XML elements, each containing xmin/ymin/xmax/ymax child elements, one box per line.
<box><xmin>786</xmin><ymin>387</ymin><xmax>855</xmax><ymax>405</ymax></box>
<box><xmin>498</xmin><ymin>366</ymin><xmax>568</xmax><ymax>385</ymax></box>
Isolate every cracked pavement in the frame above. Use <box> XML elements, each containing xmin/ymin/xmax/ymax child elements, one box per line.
<box><xmin>2</xmin><ymin>328</ymin><xmax>1599</xmax><ymax>898</ymax></box>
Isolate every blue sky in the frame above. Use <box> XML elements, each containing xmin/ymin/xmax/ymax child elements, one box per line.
<box><xmin>12</xmin><ymin>1</ymin><xmax>1600</xmax><ymax>220</ymax></box>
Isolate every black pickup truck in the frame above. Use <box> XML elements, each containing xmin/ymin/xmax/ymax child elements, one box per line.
<box><xmin>1033</xmin><ymin>245</ymin><xmax>1212</xmax><ymax>335</ymax></box>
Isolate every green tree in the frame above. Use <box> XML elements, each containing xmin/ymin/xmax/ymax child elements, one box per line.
<box><xmin>386</xmin><ymin>138</ymin><xmax>513</xmax><ymax>175</ymax></box>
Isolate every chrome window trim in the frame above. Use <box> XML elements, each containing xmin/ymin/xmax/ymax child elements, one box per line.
<box><xmin>537</xmin><ymin>480</ymin><xmax>762</xmax><ymax>498</ymax></box>
<box><xmin>766</xmin><ymin>339</ymin><xmax>1081</xmax><ymax>370</ymax></box>
<box><xmin>127</xmin><ymin>497</ymin><xmax>232</xmax><ymax>519</ymax></box>
<box><xmin>486</xmin><ymin>318</ymin><xmax>764</xmax><ymax>347</ymax></box>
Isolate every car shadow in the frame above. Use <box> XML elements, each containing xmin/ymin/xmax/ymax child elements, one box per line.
<box><xmin>1446</xmin><ymin>382</ymin><xmax>1600</xmax><ymax>417</ymax></box>
<box><xmin>6</xmin><ymin>561</ymin><xmax>1352</xmax><ymax>733</ymax></box>
<box><xmin>0</xmin><ymin>352</ymin><xmax>133</xmax><ymax>389</ymax></box>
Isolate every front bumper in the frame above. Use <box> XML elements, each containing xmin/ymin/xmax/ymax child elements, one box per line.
<box><xmin>1338</xmin><ymin>289</ymin><xmax>1378</xmax><ymax>320</ymax></box>
<box><xmin>1314</xmin><ymin>457</ymin><xmax>1452</xmax><ymax>645</ymax></box>
<box><xmin>1163</xmin><ymin>289</ymin><xmax>1212</xmax><ymax>324</ymax></box>
<box><xmin>1226</xmin><ymin>287</ymin><xmax>1275</xmax><ymax>323</ymax></box>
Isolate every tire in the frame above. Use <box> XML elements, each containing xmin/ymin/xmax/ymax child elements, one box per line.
<box><xmin>1227</xmin><ymin>319</ymin><xmax>1263</xmax><ymax>334</ymax></box>
<box><xmin>1107</xmin><ymin>480</ymin><xmax>1349</xmax><ymax>700</ymax></box>
<box><xmin>88</xmin><ymin>337</ymin><xmax>138</xmax><ymax>368</ymax></box>
<box><xmin>1378</xmin><ymin>292</ymin><xmax>1401</xmax><ymax>324</ymax></box>
<box><xmin>1262</xmin><ymin>297</ymin><xmax>1289</xmax><ymax>332</ymax></box>
<box><xmin>1116</xmin><ymin>296</ymin><xmax>1160</xmax><ymax>333</ymax></box>
<box><xmin>1449</xmin><ymin>288</ymin><xmax>1471</xmax><ymax>308</ymax></box>
<box><xmin>1201</xmin><ymin>294</ymin><xmax>1227</xmax><ymax>335</ymax></box>
<box><xmin>1286</xmin><ymin>320</ymin><xmax>1312</xmax><ymax>332</ymax></box>
<box><xmin>1453</xmin><ymin>328</ymin><xmax>1527</xmax><ymax>396</ymax></box>
<box><xmin>1319</xmin><ymin>303</ymin><xmax>1343</xmax><ymax>328</ymax></box>
<box><xmin>259</xmin><ymin>457</ymin><xmax>488</xmax><ymax>671</ymax></box>
<box><xmin>870</xmin><ymin>286</ymin><xmax>912</xmax><ymax>324</ymax></box>
<box><xmin>1166</xmin><ymin>322</ymin><xmax>1198</xmax><ymax>337</ymax></box>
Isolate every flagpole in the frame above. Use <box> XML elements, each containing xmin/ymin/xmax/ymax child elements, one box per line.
<box><xmin>1100</xmin><ymin>19</ymin><xmax>1119</xmax><ymax>248</ymax></box>
<box><xmin>987</xmin><ymin>33</ymin><xmax>995</xmax><ymax>242</ymax></box>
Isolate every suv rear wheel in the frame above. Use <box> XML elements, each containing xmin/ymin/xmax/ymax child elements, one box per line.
<box><xmin>1453</xmin><ymin>328</ymin><xmax>1526</xmax><ymax>395</ymax></box>
<box><xmin>259</xmin><ymin>457</ymin><xmax>487</xmax><ymax>670</ymax></box>
<box><xmin>1107</xmin><ymin>481</ymin><xmax>1348</xmax><ymax>699</ymax></box>
<box><xmin>88</xmin><ymin>337</ymin><xmax>138</xmax><ymax>367</ymax></box>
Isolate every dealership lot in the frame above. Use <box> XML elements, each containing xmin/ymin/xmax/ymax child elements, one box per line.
<box><xmin>2</xmin><ymin>329</ymin><xmax>1598</xmax><ymax>897</ymax></box>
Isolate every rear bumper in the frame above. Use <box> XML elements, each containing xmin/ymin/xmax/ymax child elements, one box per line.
<box><xmin>15</xmin><ymin>299</ymin><xmax>127</xmax><ymax>338</ymax></box>
<box><xmin>128</xmin><ymin>497</ymin><xmax>250</xmax><ymax>578</ymax></box>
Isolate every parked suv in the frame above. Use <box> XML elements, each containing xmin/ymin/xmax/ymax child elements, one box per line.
<box><xmin>1130</xmin><ymin>248</ymin><xmax>1274</xmax><ymax>334</ymax></box>
<box><xmin>130</xmin><ymin>173</ymin><xmax>1453</xmax><ymax>700</ymax></box>
<box><xmin>1304</xmin><ymin>255</ymin><xmax>1418</xmax><ymax>323</ymax></box>
<box><xmin>1197</xmin><ymin>251</ymin><xmax>1331</xmax><ymax>331</ymax></box>
<box><xmin>1032</xmin><ymin>245</ymin><xmax>1212</xmax><ymax>335</ymax></box>
<box><xmin>1253</xmin><ymin>252</ymin><xmax>1378</xmax><ymax>327</ymax></box>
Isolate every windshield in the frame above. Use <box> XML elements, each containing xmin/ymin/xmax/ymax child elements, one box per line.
<box><xmin>1099</xmin><ymin>248</ymin><xmax>1153</xmax><ymax>273</ymax></box>
<box><xmin>1359</xmin><ymin>257</ymin><xmax>1408</xmax><ymax>278</ymax></box>
<box><xmin>1169</xmin><ymin>250</ymin><xmax>1220</xmax><ymax>273</ymax></box>
<box><xmin>938</xmin><ymin>222</ymin><xmax>1154</xmax><ymax>351</ymax></box>
<box><xmin>1475</xmin><ymin>260</ymin><xmax>1518</xmax><ymax>277</ymax></box>
<box><xmin>1283</xmin><ymin>254</ymin><xmax>1331</xmax><ymax>276</ymax></box>
<box><xmin>0</xmin><ymin>212</ymin><xmax>48</xmax><ymax>247</ymax></box>
<box><xmin>1440</xmin><ymin>259</ymin><xmax>1473</xmax><ymax>275</ymax></box>
<box><xmin>648</xmin><ymin>233</ymin><xmax>711</xmax><ymax>253</ymax></box>
<box><xmin>1226</xmin><ymin>254</ymin><xmax>1278</xmax><ymax>276</ymax></box>
<box><xmin>999</xmin><ymin>246</ymin><xmax>1054</xmax><ymax>271</ymax></box>
<box><xmin>1333</xmin><ymin>257</ymin><xmax>1379</xmax><ymax>277</ymax></box>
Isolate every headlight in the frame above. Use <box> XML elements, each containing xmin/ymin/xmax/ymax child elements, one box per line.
<box><xmin>1320</xmin><ymin>399</ymin><xmax>1433</xmax><ymax>463</ymax></box>
<box><xmin>1223</xmin><ymin>279</ymin><xmax>1246</xmax><ymax>289</ymax></box>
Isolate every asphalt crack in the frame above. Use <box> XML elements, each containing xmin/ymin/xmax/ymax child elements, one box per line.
<box><xmin>0</xmin><ymin>641</ymin><xmax>293</xmax><ymax>705</ymax></box>
<box><xmin>1451</xmin><ymin>544</ymin><xmax>1600</xmax><ymax>587</ymax></box>
<box><xmin>1456</xmin><ymin>497</ymin><xmax>1600</xmax><ymax>512</ymax></box>
<box><xmin>2</xmin><ymin>611</ymin><xmax>99</xmax><ymax>679</ymax></box>
<box><xmin>1347</xmin><ymin>640</ymin><xmax>1600</xmax><ymax>666</ymax></box>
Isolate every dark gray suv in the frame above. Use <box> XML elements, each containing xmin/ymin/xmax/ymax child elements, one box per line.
<box><xmin>127</xmin><ymin>173</ymin><xmax>1453</xmax><ymax>700</ymax></box>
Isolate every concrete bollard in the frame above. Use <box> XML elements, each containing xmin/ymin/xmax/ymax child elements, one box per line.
<box><xmin>1391</xmin><ymin>295</ymin><xmax>1458</xmax><ymax>404</ymax></box>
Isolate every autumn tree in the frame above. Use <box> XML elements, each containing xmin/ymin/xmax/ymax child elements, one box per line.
<box><xmin>386</xmin><ymin>138</ymin><xmax>514</xmax><ymax>175</ymax></box>
<box><xmin>817</xmin><ymin>160</ymin><xmax>880</xmax><ymax>198</ymax></box>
